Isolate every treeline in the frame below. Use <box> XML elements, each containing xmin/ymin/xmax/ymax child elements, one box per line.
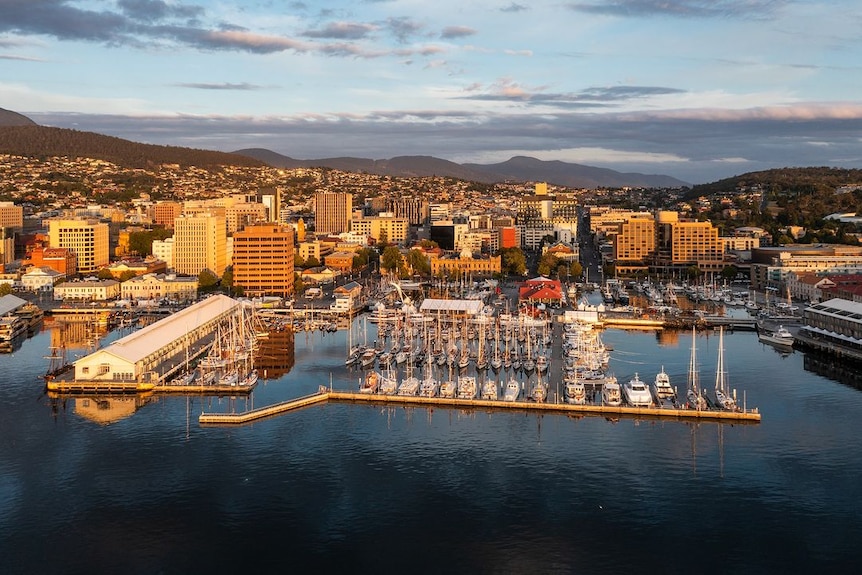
<box><xmin>0</xmin><ymin>126</ymin><xmax>264</xmax><ymax>169</ymax></box>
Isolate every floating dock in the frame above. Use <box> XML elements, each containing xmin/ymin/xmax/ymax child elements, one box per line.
<box><xmin>198</xmin><ymin>389</ymin><xmax>762</xmax><ymax>426</ymax></box>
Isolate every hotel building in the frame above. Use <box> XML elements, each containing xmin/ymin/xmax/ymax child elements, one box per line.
<box><xmin>232</xmin><ymin>224</ymin><xmax>295</xmax><ymax>298</ymax></box>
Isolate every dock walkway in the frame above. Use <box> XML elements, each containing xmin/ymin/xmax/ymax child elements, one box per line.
<box><xmin>198</xmin><ymin>390</ymin><xmax>762</xmax><ymax>426</ymax></box>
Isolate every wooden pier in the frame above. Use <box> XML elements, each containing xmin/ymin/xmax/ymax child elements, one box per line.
<box><xmin>198</xmin><ymin>389</ymin><xmax>762</xmax><ymax>426</ymax></box>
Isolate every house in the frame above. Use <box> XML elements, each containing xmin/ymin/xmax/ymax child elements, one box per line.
<box><xmin>300</xmin><ymin>266</ymin><xmax>340</xmax><ymax>285</ymax></box>
<box><xmin>518</xmin><ymin>276</ymin><xmax>564</xmax><ymax>305</ymax></box>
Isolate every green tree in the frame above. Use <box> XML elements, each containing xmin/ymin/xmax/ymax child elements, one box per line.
<box><xmin>0</xmin><ymin>283</ymin><xmax>12</xmax><ymax>296</ymax></box>
<box><xmin>568</xmin><ymin>261</ymin><xmax>583</xmax><ymax>279</ymax></box>
<box><xmin>500</xmin><ymin>247</ymin><xmax>527</xmax><ymax>276</ymax></box>
<box><xmin>720</xmin><ymin>265</ymin><xmax>738</xmax><ymax>282</ymax></box>
<box><xmin>96</xmin><ymin>268</ymin><xmax>114</xmax><ymax>280</ymax></box>
<box><xmin>405</xmin><ymin>249</ymin><xmax>431</xmax><ymax>276</ymax></box>
<box><xmin>537</xmin><ymin>253</ymin><xmax>560</xmax><ymax>277</ymax></box>
<box><xmin>381</xmin><ymin>245</ymin><xmax>403</xmax><ymax>274</ymax></box>
<box><xmin>221</xmin><ymin>266</ymin><xmax>234</xmax><ymax>294</ymax></box>
<box><xmin>198</xmin><ymin>269</ymin><xmax>219</xmax><ymax>291</ymax></box>
<box><xmin>304</xmin><ymin>255</ymin><xmax>320</xmax><ymax>269</ymax></box>
<box><xmin>293</xmin><ymin>272</ymin><xmax>306</xmax><ymax>296</ymax></box>
<box><xmin>118</xmin><ymin>270</ymin><xmax>137</xmax><ymax>282</ymax></box>
<box><xmin>685</xmin><ymin>265</ymin><xmax>702</xmax><ymax>280</ymax></box>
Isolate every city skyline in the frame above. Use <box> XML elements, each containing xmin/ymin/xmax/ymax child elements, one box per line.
<box><xmin>2</xmin><ymin>0</ymin><xmax>862</xmax><ymax>184</ymax></box>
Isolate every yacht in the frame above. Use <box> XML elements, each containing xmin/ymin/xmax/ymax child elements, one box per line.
<box><xmin>359</xmin><ymin>371</ymin><xmax>380</xmax><ymax>394</ymax></box>
<box><xmin>378</xmin><ymin>370</ymin><xmax>398</xmax><ymax>395</ymax></box>
<box><xmin>714</xmin><ymin>327</ymin><xmax>738</xmax><ymax>411</ymax></box>
<box><xmin>530</xmin><ymin>378</ymin><xmax>548</xmax><ymax>403</ymax></box>
<box><xmin>686</xmin><ymin>328</ymin><xmax>708</xmax><ymax>410</ymax></box>
<box><xmin>480</xmin><ymin>378</ymin><xmax>499</xmax><ymax>400</ymax></box>
<box><xmin>563</xmin><ymin>373</ymin><xmax>586</xmax><ymax>405</ymax></box>
<box><xmin>758</xmin><ymin>325</ymin><xmax>794</xmax><ymax>350</ymax></box>
<box><xmin>439</xmin><ymin>379</ymin><xmax>457</xmax><ymax>398</ymax></box>
<box><xmin>503</xmin><ymin>377</ymin><xmax>521</xmax><ymax>402</ymax></box>
<box><xmin>456</xmin><ymin>375</ymin><xmax>477</xmax><ymax>399</ymax></box>
<box><xmin>652</xmin><ymin>366</ymin><xmax>675</xmax><ymax>404</ymax></box>
<box><xmin>601</xmin><ymin>376</ymin><xmax>622</xmax><ymax>406</ymax></box>
<box><xmin>622</xmin><ymin>373</ymin><xmax>652</xmax><ymax>407</ymax></box>
<box><xmin>397</xmin><ymin>375</ymin><xmax>420</xmax><ymax>396</ymax></box>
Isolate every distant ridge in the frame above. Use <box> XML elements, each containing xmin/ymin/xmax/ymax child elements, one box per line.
<box><xmin>0</xmin><ymin>107</ymin><xmax>37</xmax><ymax>127</ymax></box>
<box><xmin>234</xmin><ymin>148</ymin><xmax>691</xmax><ymax>188</ymax></box>
<box><xmin>0</xmin><ymin>125</ymin><xmax>264</xmax><ymax>168</ymax></box>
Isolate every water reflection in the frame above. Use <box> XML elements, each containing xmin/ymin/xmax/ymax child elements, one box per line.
<box><xmin>804</xmin><ymin>349</ymin><xmax>862</xmax><ymax>391</ymax></box>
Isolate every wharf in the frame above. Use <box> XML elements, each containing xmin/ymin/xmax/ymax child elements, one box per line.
<box><xmin>198</xmin><ymin>389</ymin><xmax>762</xmax><ymax>426</ymax></box>
<box><xmin>46</xmin><ymin>380</ymin><xmax>155</xmax><ymax>394</ymax></box>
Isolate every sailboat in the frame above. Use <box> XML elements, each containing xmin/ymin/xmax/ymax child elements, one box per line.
<box><xmin>713</xmin><ymin>327</ymin><xmax>737</xmax><ymax>411</ymax></box>
<box><xmin>687</xmin><ymin>328</ymin><xmax>707</xmax><ymax>410</ymax></box>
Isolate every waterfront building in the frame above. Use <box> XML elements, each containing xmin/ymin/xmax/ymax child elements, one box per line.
<box><xmin>298</xmin><ymin>240</ymin><xmax>332</xmax><ymax>265</ymax></box>
<box><xmin>153</xmin><ymin>201</ymin><xmax>181</xmax><ymax>229</ymax></box>
<box><xmin>21</xmin><ymin>266</ymin><xmax>64</xmax><ymax>291</ymax></box>
<box><xmin>429</xmin><ymin>249</ymin><xmax>501</xmax><ymax>278</ymax></box>
<box><xmin>613</xmin><ymin>216</ymin><xmax>655</xmax><ymax>275</ymax></box>
<box><xmin>750</xmin><ymin>245</ymin><xmax>862</xmax><ymax>291</ymax></box>
<box><xmin>173</xmin><ymin>213</ymin><xmax>227</xmax><ymax>278</ymax></box>
<box><xmin>314</xmin><ymin>192</ymin><xmax>352</xmax><ymax>234</ymax></box>
<box><xmin>796</xmin><ymin>298</ymin><xmax>862</xmax><ymax>361</ymax></box>
<box><xmin>73</xmin><ymin>294</ymin><xmax>240</xmax><ymax>384</ymax></box>
<box><xmin>519</xmin><ymin>276</ymin><xmax>564</xmax><ymax>305</ymax></box>
<box><xmin>48</xmin><ymin>218</ymin><xmax>109</xmax><ymax>275</ymax></box>
<box><xmin>653</xmin><ymin>211</ymin><xmax>724</xmax><ymax>275</ymax></box>
<box><xmin>350</xmin><ymin>213</ymin><xmax>408</xmax><ymax>244</ymax></box>
<box><xmin>120</xmin><ymin>272</ymin><xmax>198</xmax><ymax>303</ymax></box>
<box><xmin>53</xmin><ymin>278</ymin><xmax>120</xmax><ymax>301</ymax></box>
<box><xmin>232</xmin><ymin>224</ymin><xmax>295</xmax><ymax>298</ymax></box>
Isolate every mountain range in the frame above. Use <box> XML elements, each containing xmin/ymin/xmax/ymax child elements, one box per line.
<box><xmin>2</xmin><ymin>107</ymin><xmax>691</xmax><ymax>187</ymax></box>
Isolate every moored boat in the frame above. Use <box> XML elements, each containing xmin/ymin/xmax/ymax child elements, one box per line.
<box><xmin>758</xmin><ymin>325</ymin><xmax>794</xmax><ymax>350</ymax></box>
<box><xmin>622</xmin><ymin>373</ymin><xmax>652</xmax><ymax>407</ymax></box>
<box><xmin>601</xmin><ymin>376</ymin><xmax>622</xmax><ymax>406</ymax></box>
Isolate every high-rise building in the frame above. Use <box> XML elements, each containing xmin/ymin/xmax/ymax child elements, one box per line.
<box><xmin>0</xmin><ymin>202</ymin><xmax>23</xmax><ymax>231</ymax></box>
<box><xmin>389</xmin><ymin>198</ymin><xmax>430</xmax><ymax>226</ymax></box>
<box><xmin>350</xmin><ymin>213</ymin><xmax>409</xmax><ymax>244</ymax></box>
<box><xmin>232</xmin><ymin>224</ymin><xmax>295</xmax><ymax>298</ymax></box>
<box><xmin>654</xmin><ymin>211</ymin><xmax>724</xmax><ymax>274</ymax></box>
<box><xmin>152</xmin><ymin>237</ymin><xmax>175</xmax><ymax>270</ymax></box>
<box><xmin>153</xmin><ymin>202</ymin><xmax>182</xmax><ymax>229</ymax></box>
<box><xmin>314</xmin><ymin>192</ymin><xmax>353</xmax><ymax>234</ymax></box>
<box><xmin>48</xmin><ymin>218</ymin><xmax>109</xmax><ymax>275</ymax></box>
<box><xmin>173</xmin><ymin>214</ymin><xmax>227</xmax><ymax>278</ymax></box>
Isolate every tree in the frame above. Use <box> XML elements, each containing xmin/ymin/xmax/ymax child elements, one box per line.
<box><xmin>381</xmin><ymin>245</ymin><xmax>402</xmax><ymax>274</ymax></box>
<box><xmin>304</xmin><ymin>255</ymin><xmax>320</xmax><ymax>269</ymax></box>
<box><xmin>198</xmin><ymin>269</ymin><xmax>219</xmax><ymax>291</ymax></box>
<box><xmin>221</xmin><ymin>266</ymin><xmax>234</xmax><ymax>294</ymax></box>
<box><xmin>685</xmin><ymin>265</ymin><xmax>702</xmax><ymax>280</ymax></box>
<box><xmin>0</xmin><ymin>283</ymin><xmax>12</xmax><ymax>296</ymax></box>
<box><xmin>500</xmin><ymin>247</ymin><xmax>526</xmax><ymax>276</ymax></box>
<box><xmin>293</xmin><ymin>272</ymin><xmax>306</xmax><ymax>296</ymax></box>
<box><xmin>118</xmin><ymin>270</ymin><xmax>137</xmax><ymax>282</ymax></box>
<box><xmin>720</xmin><ymin>265</ymin><xmax>738</xmax><ymax>282</ymax></box>
<box><xmin>96</xmin><ymin>268</ymin><xmax>114</xmax><ymax>280</ymax></box>
<box><xmin>537</xmin><ymin>253</ymin><xmax>560</xmax><ymax>277</ymax></box>
<box><xmin>568</xmin><ymin>261</ymin><xmax>583</xmax><ymax>279</ymax></box>
<box><xmin>405</xmin><ymin>249</ymin><xmax>431</xmax><ymax>276</ymax></box>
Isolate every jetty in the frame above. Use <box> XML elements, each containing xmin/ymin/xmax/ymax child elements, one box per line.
<box><xmin>198</xmin><ymin>389</ymin><xmax>762</xmax><ymax>426</ymax></box>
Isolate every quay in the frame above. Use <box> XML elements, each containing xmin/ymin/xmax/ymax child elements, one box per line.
<box><xmin>198</xmin><ymin>389</ymin><xmax>762</xmax><ymax>426</ymax></box>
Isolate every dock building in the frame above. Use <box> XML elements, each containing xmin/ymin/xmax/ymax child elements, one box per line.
<box><xmin>70</xmin><ymin>294</ymin><xmax>241</xmax><ymax>386</ymax></box>
<box><xmin>795</xmin><ymin>298</ymin><xmax>862</xmax><ymax>361</ymax></box>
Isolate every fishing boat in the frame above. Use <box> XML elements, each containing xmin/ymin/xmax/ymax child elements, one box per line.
<box><xmin>622</xmin><ymin>373</ymin><xmax>652</xmax><ymax>407</ymax></box>
<box><xmin>601</xmin><ymin>375</ymin><xmax>622</xmax><ymax>406</ymax></box>
<box><xmin>758</xmin><ymin>325</ymin><xmax>794</xmax><ymax>350</ymax></box>
<box><xmin>714</xmin><ymin>327</ymin><xmax>738</xmax><ymax>411</ymax></box>
<box><xmin>686</xmin><ymin>328</ymin><xmax>707</xmax><ymax>410</ymax></box>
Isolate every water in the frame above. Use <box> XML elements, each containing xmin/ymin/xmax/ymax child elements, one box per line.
<box><xmin>2</xmin><ymin>320</ymin><xmax>862</xmax><ymax>574</ymax></box>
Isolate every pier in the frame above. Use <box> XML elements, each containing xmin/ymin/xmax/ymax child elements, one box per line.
<box><xmin>198</xmin><ymin>389</ymin><xmax>762</xmax><ymax>426</ymax></box>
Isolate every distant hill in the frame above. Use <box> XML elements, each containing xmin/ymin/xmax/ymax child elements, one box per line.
<box><xmin>687</xmin><ymin>167</ymin><xmax>862</xmax><ymax>199</ymax></box>
<box><xmin>0</xmin><ymin>125</ymin><xmax>264</xmax><ymax>168</ymax></box>
<box><xmin>234</xmin><ymin>149</ymin><xmax>691</xmax><ymax>188</ymax></box>
<box><xmin>0</xmin><ymin>107</ymin><xmax>37</xmax><ymax>127</ymax></box>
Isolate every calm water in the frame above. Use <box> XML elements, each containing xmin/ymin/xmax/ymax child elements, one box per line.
<box><xmin>2</xmin><ymin>317</ymin><xmax>862</xmax><ymax>574</ymax></box>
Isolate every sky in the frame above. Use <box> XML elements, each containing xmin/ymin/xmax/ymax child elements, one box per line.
<box><xmin>2</xmin><ymin>1</ymin><xmax>862</xmax><ymax>185</ymax></box>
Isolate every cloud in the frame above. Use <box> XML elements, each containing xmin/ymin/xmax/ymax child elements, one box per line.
<box><xmin>503</xmin><ymin>49</ymin><xmax>533</xmax><ymax>57</ymax></box>
<box><xmin>460</xmin><ymin>81</ymin><xmax>686</xmax><ymax>108</ymax></box>
<box><xmin>385</xmin><ymin>17</ymin><xmax>424</xmax><ymax>43</ymax></box>
<box><xmin>0</xmin><ymin>54</ymin><xmax>44</xmax><ymax>61</ymax></box>
<box><xmin>440</xmin><ymin>26</ymin><xmax>477</xmax><ymax>39</ymax></box>
<box><xmin>500</xmin><ymin>3</ymin><xmax>529</xmax><ymax>12</ymax></box>
<box><xmin>117</xmin><ymin>0</ymin><xmax>204</xmax><ymax>23</ymax></box>
<box><xmin>302</xmin><ymin>22</ymin><xmax>378</xmax><ymax>40</ymax></box>
<box><xmin>565</xmin><ymin>0</ymin><xmax>786</xmax><ymax>19</ymax></box>
<box><xmin>173</xmin><ymin>82</ymin><xmax>268</xmax><ymax>91</ymax></box>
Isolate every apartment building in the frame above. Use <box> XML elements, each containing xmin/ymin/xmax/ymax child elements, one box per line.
<box><xmin>48</xmin><ymin>218</ymin><xmax>109</xmax><ymax>275</ymax></box>
<box><xmin>231</xmin><ymin>224</ymin><xmax>295</xmax><ymax>298</ymax></box>
<box><xmin>314</xmin><ymin>192</ymin><xmax>353</xmax><ymax>234</ymax></box>
<box><xmin>173</xmin><ymin>214</ymin><xmax>227</xmax><ymax>277</ymax></box>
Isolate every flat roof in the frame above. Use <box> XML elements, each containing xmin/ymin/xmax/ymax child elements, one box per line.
<box><xmin>0</xmin><ymin>294</ymin><xmax>27</xmax><ymax>316</ymax></box>
<box><xmin>81</xmin><ymin>294</ymin><xmax>240</xmax><ymax>365</ymax></box>
<box><xmin>808</xmin><ymin>298</ymin><xmax>862</xmax><ymax>323</ymax></box>
<box><xmin>419</xmin><ymin>299</ymin><xmax>484</xmax><ymax>314</ymax></box>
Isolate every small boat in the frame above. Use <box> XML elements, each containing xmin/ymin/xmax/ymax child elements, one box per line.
<box><xmin>456</xmin><ymin>375</ymin><xmax>477</xmax><ymax>399</ymax></box>
<box><xmin>601</xmin><ymin>376</ymin><xmax>621</xmax><ymax>406</ymax></box>
<box><xmin>480</xmin><ymin>378</ymin><xmax>498</xmax><ymax>400</ymax></box>
<box><xmin>622</xmin><ymin>373</ymin><xmax>652</xmax><ymax>407</ymax></box>
<box><xmin>564</xmin><ymin>373</ymin><xmax>586</xmax><ymax>405</ymax></box>
<box><xmin>439</xmin><ymin>379</ymin><xmax>457</xmax><ymax>398</ymax></box>
<box><xmin>529</xmin><ymin>378</ymin><xmax>548</xmax><ymax>403</ymax></box>
<box><xmin>359</xmin><ymin>371</ymin><xmax>380</xmax><ymax>394</ymax></box>
<box><xmin>379</xmin><ymin>370</ymin><xmax>398</xmax><ymax>395</ymax></box>
<box><xmin>169</xmin><ymin>370</ymin><xmax>197</xmax><ymax>386</ymax></box>
<box><xmin>397</xmin><ymin>375</ymin><xmax>420</xmax><ymax>396</ymax></box>
<box><xmin>503</xmin><ymin>377</ymin><xmax>521</xmax><ymax>402</ymax></box>
<box><xmin>758</xmin><ymin>325</ymin><xmax>794</xmax><ymax>350</ymax></box>
<box><xmin>652</xmin><ymin>366</ymin><xmax>674</xmax><ymax>400</ymax></box>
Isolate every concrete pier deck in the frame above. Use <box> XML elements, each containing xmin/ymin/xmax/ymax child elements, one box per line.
<box><xmin>198</xmin><ymin>389</ymin><xmax>762</xmax><ymax>426</ymax></box>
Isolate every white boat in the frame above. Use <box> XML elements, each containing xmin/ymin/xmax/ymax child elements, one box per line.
<box><xmin>397</xmin><ymin>375</ymin><xmax>420</xmax><ymax>396</ymax></box>
<box><xmin>714</xmin><ymin>327</ymin><xmax>738</xmax><ymax>411</ymax></box>
<box><xmin>439</xmin><ymin>379</ymin><xmax>457</xmax><ymax>398</ymax></box>
<box><xmin>622</xmin><ymin>373</ymin><xmax>652</xmax><ymax>407</ymax></box>
<box><xmin>360</xmin><ymin>347</ymin><xmax>378</xmax><ymax>368</ymax></box>
<box><xmin>686</xmin><ymin>328</ymin><xmax>707</xmax><ymax>410</ymax></box>
<box><xmin>456</xmin><ymin>375</ymin><xmax>477</xmax><ymax>399</ymax></box>
<box><xmin>169</xmin><ymin>370</ymin><xmax>197</xmax><ymax>386</ymax></box>
<box><xmin>652</xmin><ymin>366</ymin><xmax>675</xmax><ymax>403</ymax></box>
<box><xmin>379</xmin><ymin>370</ymin><xmax>398</xmax><ymax>395</ymax></box>
<box><xmin>758</xmin><ymin>325</ymin><xmax>794</xmax><ymax>350</ymax></box>
<box><xmin>563</xmin><ymin>373</ymin><xmax>586</xmax><ymax>405</ymax></box>
<box><xmin>359</xmin><ymin>371</ymin><xmax>380</xmax><ymax>394</ymax></box>
<box><xmin>503</xmin><ymin>377</ymin><xmax>521</xmax><ymax>402</ymax></box>
<box><xmin>529</xmin><ymin>378</ymin><xmax>548</xmax><ymax>403</ymax></box>
<box><xmin>480</xmin><ymin>378</ymin><xmax>498</xmax><ymax>400</ymax></box>
<box><xmin>601</xmin><ymin>376</ymin><xmax>621</xmax><ymax>406</ymax></box>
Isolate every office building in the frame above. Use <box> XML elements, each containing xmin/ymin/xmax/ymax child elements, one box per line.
<box><xmin>48</xmin><ymin>218</ymin><xmax>109</xmax><ymax>275</ymax></box>
<box><xmin>173</xmin><ymin>214</ymin><xmax>227</xmax><ymax>278</ymax></box>
<box><xmin>232</xmin><ymin>224</ymin><xmax>295</xmax><ymax>298</ymax></box>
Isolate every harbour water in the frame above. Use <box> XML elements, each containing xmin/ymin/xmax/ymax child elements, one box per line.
<box><xmin>2</xmin><ymin>317</ymin><xmax>862</xmax><ymax>574</ymax></box>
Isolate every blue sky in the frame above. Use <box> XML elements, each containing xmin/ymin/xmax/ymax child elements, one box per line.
<box><xmin>2</xmin><ymin>0</ymin><xmax>862</xmax><ymax>184</ymax></box>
